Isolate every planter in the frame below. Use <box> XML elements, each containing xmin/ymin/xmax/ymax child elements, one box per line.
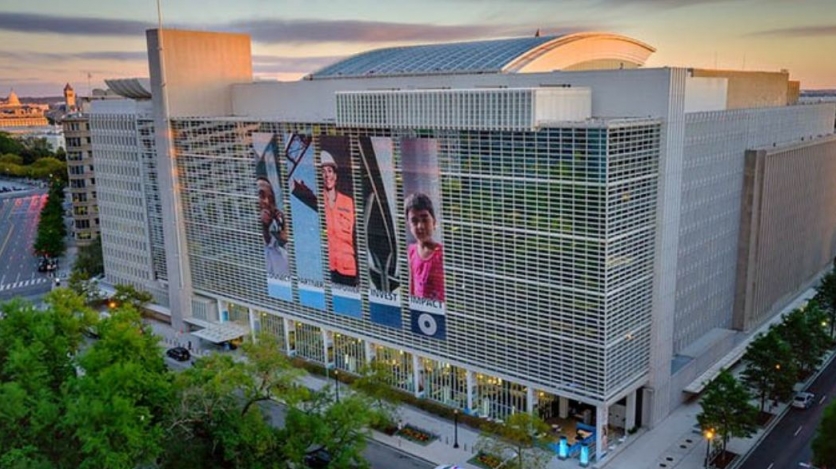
<box><xmin>396</xmin><ymin>424</ymin><xmax>437</xmax><ymax>446</ymax></box>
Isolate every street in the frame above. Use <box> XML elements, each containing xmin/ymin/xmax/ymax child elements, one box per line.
<box><xmin>737</xmin><ymin>354</ymin><xmax>836</xmax><ymax>469</ymax></box>
<box><xmin>0</xmin><ymin>186</ymin><xmax>53</xmax><ymax>302</ymax></box>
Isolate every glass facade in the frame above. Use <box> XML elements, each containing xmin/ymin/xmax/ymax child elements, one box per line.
<box><xmin>171</xmin><ymin>118</ymin><xmax>660</xmax><ymax>403</ymax></box>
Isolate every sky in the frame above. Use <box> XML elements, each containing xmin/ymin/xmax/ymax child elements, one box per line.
<box><xmin>1</xmin><ymin>0</ymin><xmax>834</xmax><ymax>97</ymax></box>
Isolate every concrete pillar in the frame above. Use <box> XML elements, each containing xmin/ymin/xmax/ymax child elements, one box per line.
<box><xmin>466</xmin><ymin>370</ymin><xmax>474</xmax><ymax>413</ymax></box>
<box><xmin>527</xmin><ymin>387</ymin><xmax>536</xmax><ymax>414</ymax></box>
<box><xmin>364</xmin><ymin>340</ymin><xmax>373</xmax><ymax>365</ymax></box>
<box><xmin>412</xmin><ymin>353</ymin><xmax>422</xmax><ymax>397</ymax></box>
<box><xmin>596</xmin><ymin>404</ymin><xmax>608</xmax><ymax>463</ymax></box>
<box><xmin>626</xmin><ymin>390</ymin><xmax>637</xmax><ymax>432</ymax></box>
<box><xmin>559</xmin><ymin>396</ymin><xmax>569</xmax><ymax>419</ymax></box>
<box><xmin>322</xmin><ymin>329</ymin><xmax>331</xmax><ymax>367</ymax></box>
<box><xmin>247</xmin><ymin>307</ymin><xmax>256</xmax><ymax>342</ymax></box>
<box><xmin>283</xmin><ymin>318</ymin><xmax>293</xmax><ymax>355</ymax></box>
<box><xmin>217</xmin><ymin>299</ymin><xmax>225</xmax><ymax>323</ymax></box>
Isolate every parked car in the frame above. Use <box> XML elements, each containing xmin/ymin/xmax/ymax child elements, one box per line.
<box><xmin>304</xmin><ymin>448</ymin><xmax>332</xmax><ymax>468</ymax></box>
<box><xmin>792</xmin><ymin>392</ymin><xmax>815</xmax><ymax>409</ymax></box>
<box><xmin>166</xmin><ymin>346</ymin><xmax>191</xmax><ymax>362</ymax></box>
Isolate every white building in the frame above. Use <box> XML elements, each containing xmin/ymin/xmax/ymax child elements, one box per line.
<box><xmin>92</xmin><ymin>29</ymin><xmax>836</xmax><ymax>464</ymax></box>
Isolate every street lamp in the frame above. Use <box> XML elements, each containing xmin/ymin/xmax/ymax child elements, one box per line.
<box><xmin>704</xmin><ymin>428</ymin><xmax>714</xmax><ymax>468</ymax></box>
<box><xmin>334</xmin><ymin>368</ymin><xmax>340</xmax><ymax>402</ymax></box>
<box><xmin>453</xmin><ymin>409</ymin><xmax>459</xmax><ymax>448</ymax></box>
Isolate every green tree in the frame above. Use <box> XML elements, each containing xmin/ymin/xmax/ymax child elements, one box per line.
<box><xmin>350</xmin><ymin>360</ymin><xmax>401</xmax><ymax>429</ymax></box>
<box><xmin>697</xmin><ymin>369</ymin><xmax>758</xmax><ymax>454</ymax></box>
<box><xmin>68</xmin><ymin>306</ymin><xmax>171</xmax><ymax>468</ymax></box>
<box><xmin>812</xmin><ymin>400</ymin><xmax>836</xmax><ymax>468</ymax></box>
<box><xmin>68</xmin><ymin>270</ymin><xmax>104</xmax><ymax>305</ymax></box>
<box><xmin>73</xmin><ymin>236</ymin><xmax>104</xmax><ymax>277</ymax></box>
<box><xmin>740</xmin><ymin>329</ymin><xmax>797</xmax><ymax>411</ymax></box>
<box><xmin>776</xmin><ymin>304</ymin><xmax>830</xmax><ymax>378</ymax></box>
<box><xmin>281</xmin><ymin>390</ymin><xmax>373</xmax><ymax>469</ymax></box>
<box><xmin>815</xmin><ymin>270</ymin><xmax>836</xmax><ymax>338</ymax></box>
<box><xmin>112</xmin><ymin>284</ymin><xmax>154</xmax><ymax>310</ymax></box>
<box><xmin>0</xmin><ymin>131</ymin><xmax>24</xmax><ymax>155</ymax></box>
<box><xmin>475</xmin><ymin>412</ymin><xmax>553</xmax><ymax>469</ymax></box>
<box><xmin>33</xmin><ymin>179</ymin><xmax>67</xmax><ymax>257</ymax></box>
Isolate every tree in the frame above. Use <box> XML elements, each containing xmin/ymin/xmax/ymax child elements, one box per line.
<box><xmin>73</xmin><ymin>236</ymin><xmax>104</xmax><ymax>277</ymax></box>
<box><xmin>812</xmin><ymin>401</ymin><xmax>836</xmax><ymax>468</ymax></box>
<box><xmin>350</xmin><ymin>360</ymin><xmax>401</xmax><ymax>429</ymax></box>
<box><xmin>112</xmin><ymin>284</ymin><xmax>154</xmax><ymax>310</ymax></box>
<box><xmin>697</xmin><ymin>369</ymin><xmax>758</xmax><ymax>455</ymax></box>
<box><xmin>68</xmin><ymin>270</ymin><xmax>105</xmax><ymax>305</ymax></box>
<box><xmin>815</xmin><ymin>269</ymin><xmax>836</xmax><ymax>338</ymax></box>
<box><xmin>740</xmin><ymin>329</ymin><xmax>797</xmax><ymax>411</ymax></box>
<box><xmin>281</xmin><ymin>390</ymin><xmax>373</xmax><ymax>469</ymax></box>
<box><xmin>475</xmin><ymin>412</ymin><xmax>553</xmax><ymax>469</ymax></box>
<box><xmin>776</xmin><ymin>304</ymin><xmax>830</xmax><ymax>378</ymax></box>
<box><xmin>68</xmin><ymin>306</ymin><xmax>172</xmax><ymax>468</ymax></box>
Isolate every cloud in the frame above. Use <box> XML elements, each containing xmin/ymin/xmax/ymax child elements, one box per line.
<box><xmin>0</xmin><ymin>12</ymin><xmax>152</xmax><ymax>37</ymax></box>
<box><xmin>252</xmin><ymin>54</ymin><xmax>344</xmax><ymax>74</ymax></box>
<box><xmin>747</xmin><ymin>24</ymin><xmax>836</xmax><ymax>38</ymax></box>
<box><xmin>0</xmin><ymin>49</ymin><xmax>147</xmax><ymax>63</ymax></box>
<box><xmin>223</xmin><ymin>18</ymin><xmax>542</xmax><ymax>44</ymax></box>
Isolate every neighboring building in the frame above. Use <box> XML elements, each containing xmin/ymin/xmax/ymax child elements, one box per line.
<box><xmin>63</xmin><ymin>114</ymin><xmax>98</xmax><ymax>245</ymax></box>
<box><xmin>92</xmin><ymin>29</ymin><xmax>836</xmax><ymax>464</ymax></box>
<box><xmin>64</xmin><ymin>83</ymin><xmax>76</xmax><ymax>111</ymax></box>
<box><xmin>88</xmin><ymin>86</ymin><xmax>169</xmax><ymax>307</ymax></box>
<box><xmin>0</xmin><ymin>90</ymin><xmax>49</xmax><ymax>128</ymax></box>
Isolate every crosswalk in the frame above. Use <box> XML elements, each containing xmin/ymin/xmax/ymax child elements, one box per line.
<box><xmin>0</xmin><ymin>278</ymin><xmax>50</xmax><ymax>291</ymax></box>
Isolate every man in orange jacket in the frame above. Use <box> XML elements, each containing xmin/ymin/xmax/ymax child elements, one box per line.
<box><xmin>321</xmin><ymin>150</ymin><xmax>358</xmax><ymax>286</ymax></box>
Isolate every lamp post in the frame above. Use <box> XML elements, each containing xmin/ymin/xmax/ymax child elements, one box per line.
<box><xmin>704</xmin><ymin>428</ymin><xmax>714</xmax><ymax>468</ymax></box>
<box><xmin>453</xmin><ymin>409</ymin><xmax>460</xmax><ymax>448</ymax></box>
<box><xmin>334</xmin><ymin>368</ymin><xmax>340</xmax><ymax>402</ymax></box>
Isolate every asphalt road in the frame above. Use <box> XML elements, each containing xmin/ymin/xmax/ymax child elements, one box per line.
<box><xmin>737</xmin><ymin>353</ymin><xmax>836</xmax><ymax>469</ymax></box>
<box><xmin>164</xmin><ymin>357</ymin><xmax>434</xmax><ymax>469</ymax></box>
<box><xmin>0</xmin><ymin>187</ymin><xmax>52</xmax><ymax>302</ymax></box>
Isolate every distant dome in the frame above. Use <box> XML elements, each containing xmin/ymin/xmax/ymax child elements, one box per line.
<box><xmin>6</xmin><ymin>90</ymin><xmax>20</xmax><ymax>106</ymax></box>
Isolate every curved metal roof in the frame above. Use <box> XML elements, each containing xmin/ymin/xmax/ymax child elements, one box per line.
<box><xmin>310</xmin><ymin>36</ymin><xmax>557</xmax><ymax>79</ymax></box>
<box><xmin>104</xmin><ymin>78</ymin><xmax>152</xmax><ymax>100</ymax></box>
<box><xmin>309</xmin><ymin>32</ymin><xmax>655</xmax><ymax>80</ymax></box>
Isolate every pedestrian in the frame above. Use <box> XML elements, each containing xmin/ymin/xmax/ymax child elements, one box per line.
<box><xmin>188</xmin><ymin>340</ymin><xmax>192</xmax><ymax>351</ymax></box>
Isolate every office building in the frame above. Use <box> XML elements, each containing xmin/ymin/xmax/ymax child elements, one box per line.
<box><xmin>93</xmin><ymin>29</ymin><xmax>836</xmax><ymax>462</ymax></box>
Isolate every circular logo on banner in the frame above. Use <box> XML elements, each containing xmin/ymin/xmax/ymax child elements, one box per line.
<box><xmin>418</xmin><ymin>313</ymin><xmax>438</xmax><ymax>336</ymax></box>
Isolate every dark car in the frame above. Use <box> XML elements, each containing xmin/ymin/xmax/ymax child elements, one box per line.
<box><xmin>304</xmin><ymin>448</ymin><xmax>332</xmax><ymax>468</ymax></box>
<box><xmin>166</xmin><ymin>346</ymin><xmax>191</xmax><ymax>362</ymax></box>
<box><xmin>37</xmin><ymin>257</ymin><xmax>57</xmax><ymax>272</ymax></box>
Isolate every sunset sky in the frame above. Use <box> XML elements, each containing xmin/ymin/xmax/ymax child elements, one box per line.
<box><xmin>1</xmin><ymin>0</ymin><xmax>834</xmax><ymax>97</ymax></box>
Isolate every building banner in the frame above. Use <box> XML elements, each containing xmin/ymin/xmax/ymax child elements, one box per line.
<box><xmin>359</xmin><ymin>136</ymin><xmax>402</xmax><ymax>328</ymax></box>
<box><xmin>401</xmin><ymin>137</ymin><xmax>446</xmax><ymax>340</ymax></box>
<box><xmin>253</xmin><ymin>132</ymin><xmax>292</xmax><ymax>301</ymax></box>
<box><xmin>285</xmin><ymin>132</ymin><xmax>325</xmax><ymax>310</ymax></box>
<box><xmin>319</xmin><ymin>135</ymin><xmax>362</xmax><ymax>318</ymax></box>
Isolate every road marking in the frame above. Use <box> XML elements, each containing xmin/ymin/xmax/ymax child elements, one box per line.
<box><xmin>794</xmin><ymin>426</ymin><xmax>803</xmax><ymax>436</ymax></box>
<box><xmin>0</xmin><ymin>226</ymin><xmax>12</xmax><ymax>260</ymax></box>
<box><xmin>766</xmin><ymin>463</ymin><xmax>774</xmax><ymax>469</ymax></box>
<box><xmin>820</xmin><ymin>395</ymin><xmax>827</xmax><ymax>404</ymax></box>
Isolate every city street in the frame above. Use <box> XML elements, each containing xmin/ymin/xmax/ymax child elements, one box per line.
<box><xmin>0</xmin><ymin>186</ymin><xmax>52</xmax><ymax>302</ymax></box>
<box><xmin>738</xmin><ymin>353</ymin><xmax>836</xmax><ymax>469</ymax></box>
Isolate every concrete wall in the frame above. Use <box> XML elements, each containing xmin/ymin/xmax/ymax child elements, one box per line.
<box><xmin>691</xmin><ymin>69</ymin><xmax>791</xmax><ymax>110</ymax></box>
<box><xmin>233</xmin><ymin>67</ymin><xmax>679</xmax><ymax>122</ymax></box>
<box><xmin>735</xmin><ymin>136</ymin><xmax>836</xmax><ymax>331</ymax></box>
<box><xmin>674</xmin><ymin>103</ymin><xmax>835</xmax><ymax>356</ymax></box>
<box><xmin>146</xmin><ymin>29</ymin><xmax>252</xmax><ymax>118</ymax></box>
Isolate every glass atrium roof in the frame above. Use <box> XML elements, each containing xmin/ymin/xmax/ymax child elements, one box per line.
<box><xmin>309</xmin><ymin>35</ymin><xmax>560</xmax><ymax>79</ymax></box>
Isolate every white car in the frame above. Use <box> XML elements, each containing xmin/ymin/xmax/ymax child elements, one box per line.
<box><xmin>792</xmin><ymin>392</ymin><xmax>815</xmax><ymax>409</ymax></box>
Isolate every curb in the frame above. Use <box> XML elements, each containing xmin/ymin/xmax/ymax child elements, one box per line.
<box><xmin>368</xmin><ymin>432</ymin><xmax>440</xmax><ymax>467</ymax></box>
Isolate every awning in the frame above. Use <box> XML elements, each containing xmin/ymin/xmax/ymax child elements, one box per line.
<box><xmin>191</xmin><ymin>322</ymin><xmax>249</xmax><ymax>344</ymax></box>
